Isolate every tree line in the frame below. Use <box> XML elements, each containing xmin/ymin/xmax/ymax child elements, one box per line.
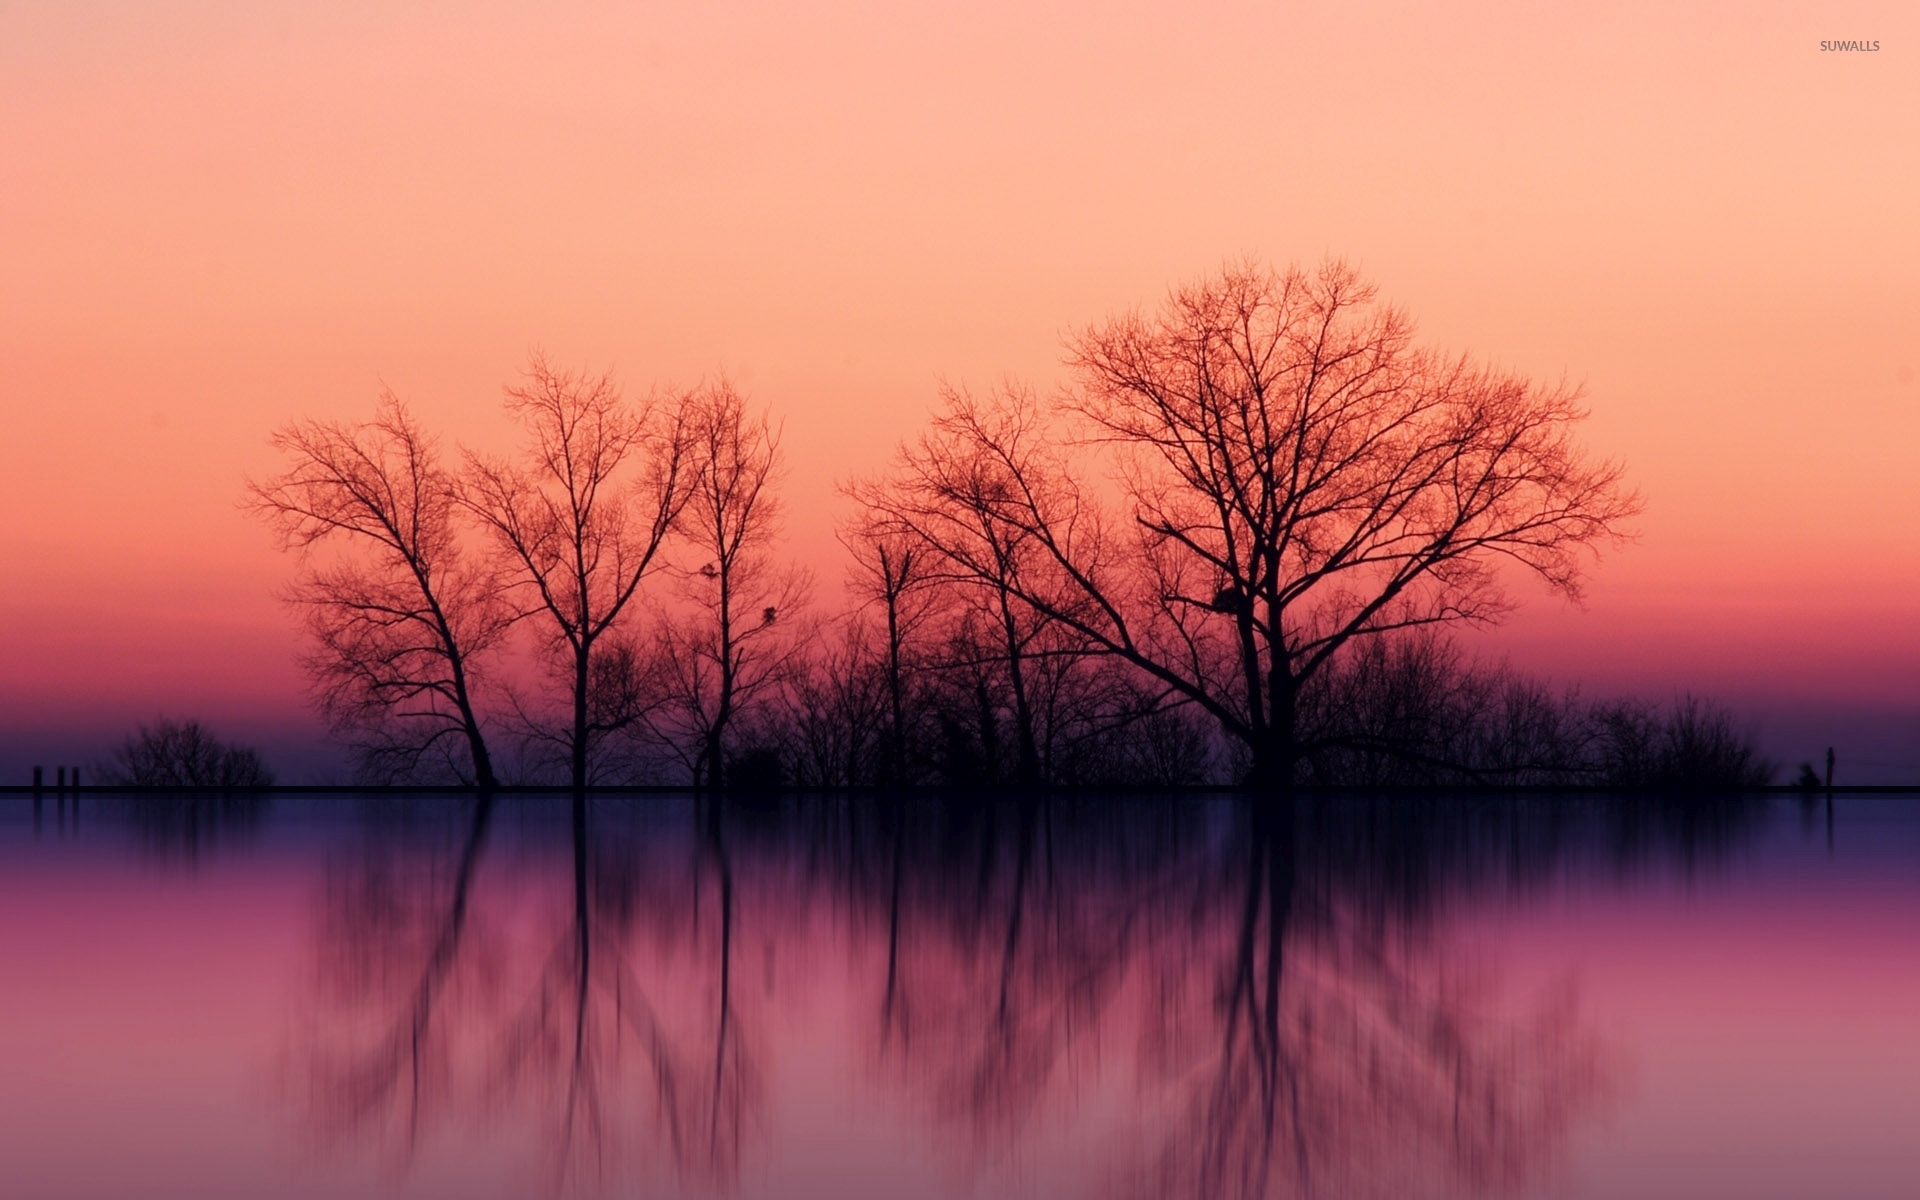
<box><xmin>241</xmin><ymin>259</ymin><xmax>1765</xmax><ymax>791</ymax></box>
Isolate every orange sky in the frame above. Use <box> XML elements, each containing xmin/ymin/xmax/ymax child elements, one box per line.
<box><xmin>3</xmin><ymin>1</ymin><xmax>1917</xmax><ymax>776</ymax></box>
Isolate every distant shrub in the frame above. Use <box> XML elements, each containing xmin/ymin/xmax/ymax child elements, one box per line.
<box><xmin>1588</xmin><ymin>696</ymin><xmax>1774</xmax><ymax>791</ymax></box>
<box><xmin>725</xmin><ymin>746</ymin><xmax>786</xmax><ymax>791</ymax></box>
<box><xmin>1293</xmin><ymin>631</ymin><xmax>1773</xmax><ymax>791</ymax></box>
<box><xmin>1298</xmin><ymin>632</ymin><xmax>1589</xmax><ymax>786</ymax></box>
<box><xmin>102</xmin><ymin>718</ymin><xmax>274</xmax><ymax>788</ymax></box>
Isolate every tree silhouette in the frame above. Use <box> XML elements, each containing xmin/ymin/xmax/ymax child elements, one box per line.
<box><xmin>855</xmin><ymin>387</ymin><xmax>1170</xmax><ymax>787</ymax></box>
<box><xmin>779</xmin><ymin>619</ymin><xmax>891</xmax><ymax>787</ymax></box>
<box><xmin>863</xmin><ymin>262</ymin><xmax>1638</xmax><ymax>787</ymax></box>
<box><xmin>249</xmin><ymin>396</ymin><xmax>505</xmax><ymax>786</ymax></box>
<box><xmin>645</xmin><ymin>383</ymin><xmax>809</xmax><ymax>790</ymax></box>
<box><xmin>837</xmin><ymin>523</ymin><xmax>942</xmax><ymax>786</ymax></box>
<box><xmin>101</xmin><ymin>717</ymin><xmax>273</xmax><ymax>787</ymax></box>
<box><xmin>460</xmin><ymin>357</ymin><xmax>696</xmax><ymax>789</ymax></box>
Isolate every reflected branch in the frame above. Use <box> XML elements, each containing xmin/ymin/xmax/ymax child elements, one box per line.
<box><xmin>302</xmin><ymin>794</ymin><xmax>495</xmax><ymax>1160</ymax></box>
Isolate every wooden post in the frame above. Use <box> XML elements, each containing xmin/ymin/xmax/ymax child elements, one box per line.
<box><xmin>32</xmin><ymin>765</ymin><xmax>43</xmax><ymax>793</ymax></box>
<box><xmin>1824</xmin><ymin>747</ymin><xmax>1834</xmax><ymax>789</ymax></box>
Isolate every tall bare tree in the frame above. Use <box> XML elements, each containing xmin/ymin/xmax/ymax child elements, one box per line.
<box><xmin>460</xmin><ymin>357</ymin><xmax>696</xmax><ymax>789</ymax></box>
<box><xmin>853</xmin><ymin>386</ymin><xmax>1095</xmax><ymax>787</ymax></box>
<box><xmin>838</xmin><ymin>522</ymin><xmax>942</xmax><ymax>786</ymax></box>
<box><xmin>249</xmin><ymin>396</ymin><xmax>506</xmax><ymax>787</ymax></box>
<box><xmin>865</xmin><ymin>261</ymin><xmax>1638</xmax><ymax>786</ymax></box>
<box><xmin>650</xmin><ymin>382</ymin><xmax>809</xmax><ymax>789</ymax></box>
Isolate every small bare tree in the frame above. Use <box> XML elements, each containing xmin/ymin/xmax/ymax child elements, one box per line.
<box><xmin>780</xmin><ymin>620</ymin><xmax>893</xmax><ymax>787</ymax></box>
<box><xmin>103</xmin><ymin>717</ymin><xmax>274</xmax><ymax>787</ymax></box>
<box><xmin>249</xmin><ymin>396</ymin><xmax>506</xmax><ymax>786</ymax></box>
<box><xmin>648</xmin><ymin>383</ymin><xmax>809</xmax><ymax>789</ymax></box>
<box><xmin>838</xmin><ymin>522</ymin><xmax>943</xmax><ymax>786</ymax></box>
<box><xmin>461</xmin><ymin>357</ymin><xmax>696</xmax><ymax>789</ymax></box>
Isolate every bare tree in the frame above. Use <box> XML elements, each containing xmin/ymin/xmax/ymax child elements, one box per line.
<box><xmin>102</xmin><ymin>717</ymin><xmax>274</xmax><ymax>787</ymax></box>
<box><xmin>460</xmin><ymin>357</ymin><xmax>696</xmax><ymax>789</ymax></box>
<box><xmin>249</xmin><ymin>396</ymin><xmax>505</xmax><ymax>786</ymax></box>
<box><xmin>648</xmin><ymin>382</ymin><xmax>809</xmax><ymax>789</ymax></box>
<box><xmin>867</xmin><ymin>262</ymin><xmax>1638</xmax><ymax>787</ymax></box>
<box><xmin>838</xmin><ymin>523</ymin><xmax>943</xmax><ymax>786</ymax></box>
<box><xmin>780</xmin><ymin>619</ymin><xmax>890</xmax><ymax>787</ymax></box>
<box><xmin>856</xmin><ymin>387</ymin><xmax>1189</xmax><ymax>788</ymax></box>
<box><xmin>853</xmin><ymin>386</ymin><xmax>1099</xmax><ymax>787</ymax></box>
<box><xmin>1586</xmin><ymin>694</ymin><xmax>1774</xmax><ymax>790</ymax></box>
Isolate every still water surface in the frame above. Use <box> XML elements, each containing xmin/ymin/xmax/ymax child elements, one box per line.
<box><xmin>1</xmin><ymin>791</ymin><xmax>1915</xmax><ymax>1199</ymax></box>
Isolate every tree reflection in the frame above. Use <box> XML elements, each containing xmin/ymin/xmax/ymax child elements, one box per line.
<box><xmin>291</xmin><ymin>790</ymin><xmax>1770</xmax><ymax>1197</ymax></box>
<box><xmin>303</xmin><ymin>793</ymin><xmax>494</xmax><ymax>1154</ymax></box>
<box><xmin>859</xmin><ymin>795</ymin><xmax>1632</xmax><ymax>1199</ymax></box>
<box><xmin>109</xmin><ymin>789</ymin><xmax>271</xmax><ymax>865</ymax></box>
<box><xmin>295</xmin><ymin>793</ymin><xmax>760</xmax><ymax>1192</ymax></box>
<box><xmin>1114</xmin><ymin>800</ymin><xmax>1611</xmax><ymax>1200</ymax></box>
<box><xmin>867</xmin><ymin>797</ymin><xmax>1141</xmax><ymax>1148</ymax></box>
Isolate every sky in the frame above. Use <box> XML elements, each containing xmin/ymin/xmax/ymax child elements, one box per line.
<box><xmin>3</xmin><ymin>1</ymin><xmax>1917</xmax><ymax>780</ymax></box>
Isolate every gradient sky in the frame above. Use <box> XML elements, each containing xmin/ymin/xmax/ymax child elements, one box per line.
<box><xmin>4</xmin><ymin>1</ymin><xmax>1917</xmax><ymax>778</ymax></box>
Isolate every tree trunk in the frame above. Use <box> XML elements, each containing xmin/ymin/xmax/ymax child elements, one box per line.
<box><xmin>884</xmin><ymin>593</ymin><xmax>906</xmax><ymax>787</ymax></box>
<box><xmin>571</xmin><ymin>646</ymin><xmax>590</xmax><ymax>791</ymax></box>
<box><xmin>998</xmin><ymin>592</ymin><xmax>1041</xmax><ymax>788</ymax></box>
<box><xmin>466</xmin><ymin>719</ymin><xmax>496</xmax><ymax>792</ymax></box>
<box><xmin>1246</xmin><ymin>626</ymin><xmax>1299</xmax><ymax>793</ymax></box>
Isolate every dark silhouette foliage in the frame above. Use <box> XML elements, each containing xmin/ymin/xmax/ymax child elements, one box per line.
<box><xmin>102</xmin><ymin>718</ymin><xmax>274</xmax><ymax>788</ymax></box>
<box><xmin>852</xmin><ymin>261</ymin><xmax>1640</xmax><ymax>786</ymax></box>
<box><xmin>246</xmin><ymin>267</ymin><xmax>1786</xmax><ymax>793</ymax></box>
<box><xmin>248</xmin><ymin>396</ymin><xmax>507</xmax><ymax>787</ymax></box>
<box><xmin>461</xmin><ymin>356</ymin><xmax>697</xmax><ymax>789</ymax></box>
<box><xmin>1291</xmin><ymin>631</ymin><xmax>1773</xmax><ymax>789</ymax></box>
<box><xmin>1587</xmin><ymin>695</ymin><xmax>1775</xmax><ymax>790</ymax></box>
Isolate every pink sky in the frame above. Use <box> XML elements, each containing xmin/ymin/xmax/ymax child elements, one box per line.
<box><xmin>4</xmin><ymin>2</ymin><xmax>1917</xmax><ymax>776</ymax></box>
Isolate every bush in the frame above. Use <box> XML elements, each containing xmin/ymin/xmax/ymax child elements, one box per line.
<box><xmin>1587</xmin><ymin>695</ymin><xmax>1773</xmax><ymax>791</ymax></box>
<box><xmin>102</xmin><ymin>718</ymin><xmax>275</xmax><ymax>788</ymax></box>
<box><xmin>725</xmin><ymin>746</ymin><xmax>786</xmax><ymax>791</ymax></box>
<box><xmin>1296</xmin><ymin>632</ymin><xmax>1773</xmax><ymax>791</ymax></box>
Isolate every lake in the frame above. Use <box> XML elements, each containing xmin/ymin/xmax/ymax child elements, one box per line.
<box><xmin>2</xmin><ymin>789</ymin><xmax>1915</xmax><ymax>1199</ymax></box>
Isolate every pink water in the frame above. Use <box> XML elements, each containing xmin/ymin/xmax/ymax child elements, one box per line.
<box><xmin>1</xmin><ymin>793</ymin><xmax>1914</xmax><ymax>1199</ymax></box>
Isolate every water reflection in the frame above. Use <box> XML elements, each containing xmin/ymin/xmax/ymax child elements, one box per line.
<box><xmin>1110</xmin><ymin>802</ymin><xmax>1606</xmax><ymax>1200</ymax></box>
<box><xmin>295</xmin><ymin>795</ymin><xmax>762</xmax><ymax>1193</ymax></box>
<box><xmin>282</xmin><ymin>790</ymin><xmax>1776</xmax><ymax>1198</ymax></box>
<box><xmin>108</xmin><ymin>790</ymin><xmax>272</xmax><ymax>864</ymax></box>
